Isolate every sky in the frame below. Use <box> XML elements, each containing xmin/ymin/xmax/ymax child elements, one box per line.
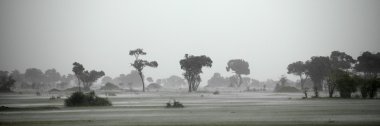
<box><xmin>0</xmin><ymin>0</ymin><xmax>380</xmax><ymax>86</ymax></box>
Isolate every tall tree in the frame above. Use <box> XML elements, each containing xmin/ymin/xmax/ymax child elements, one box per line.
<box><xmin>326</xmin><ymin>51</ymin><xmax>355</xmax><ymax>98</ymax></box>
<box><xmin>226</xmin><ymin>59</ymin><xmax>250</xmax><ymax>87</ymax></box>
<box><xmin>287</xmin><ymin>61</ymin><xmax>309</xmax><ymax>98</ymax></box>
<box><xmin>354</xmin><ymin>51</ymin><xmax>380</xmax><ymax>98</ymax></box>
<box><xmin>129</xmin><ymin>48</ymin><xmax>158</xmax><ymax>92</ymax></box>
<box><xmin>180</xmin><ymin>54</ymin><xmax>212</xmax><ymax>92</ymax></box>
<box><xmin>306</xmin><ymin>56</ymin><xmax>331</xmax><ymax>98</ymax></box>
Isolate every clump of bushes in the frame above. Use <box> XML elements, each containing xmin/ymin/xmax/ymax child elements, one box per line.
<box><xmin>64</xmin><ymin>91</ymin><xmax>112</xmax><ymax>107</ymax></box>
<box><xmin>166</xmin><ymin>99</ymin><xmax>184</xmax><ymax>108</ymax></box>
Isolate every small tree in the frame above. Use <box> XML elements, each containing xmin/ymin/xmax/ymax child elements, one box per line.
<box><xmin>180</xmin><ymin>54</ymin><xmax>212</xmax><ymax>92</ymax></box>
<box><xmin>226</xmin><ymin>59</ymin><xmax>250</xmax><ymax>87</ymax></box>
<box><xmin>129</xmin><ymin>48</ymin><xmax>158</xmax><ymax>92</ymax></box>
<box><xmin>72</xmin><ymin>62</ymin><xmax>105</xmax><ymax>92</ymax></box>
<box><xmin>336</xmin><ymin>72</ymin><xmax>357</xmax><ymax>98</ymax></box>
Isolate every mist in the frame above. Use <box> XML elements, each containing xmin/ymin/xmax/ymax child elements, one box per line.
<box><xmin>1</xmin><ymin>0</ymin><xmax>379</xmax><ymax>85</ymax></box>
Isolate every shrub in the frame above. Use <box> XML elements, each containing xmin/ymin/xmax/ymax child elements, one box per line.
<box><xmin>64</xmin><ymin>91</ymin><xmax>112</xmax><ymax>107</ymax></box>
<box><xmin>166</xmin><ymin>99</ymin><xmax>184</xmax><ymax>108</ymax></box>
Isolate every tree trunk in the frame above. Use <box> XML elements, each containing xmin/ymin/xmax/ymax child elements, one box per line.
<box><xmin>76</xmin><ymin>76</ymin><xmax>81</xmax><ymax>92</ymax></box>
<box><xmin>313</xmin><ymin>80</ymin><xmax>320</xmax><ymax>98</ymax></box>
<box><xmin>138</xmin><ymin>71</ymin><xmax>145</xmax><ymax>92</ymax></box>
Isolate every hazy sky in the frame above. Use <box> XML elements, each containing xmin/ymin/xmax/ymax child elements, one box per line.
<box><xmin>1</xmin><ymin>0</ymin><xmax>379</xmax><ymax>85</ymax></box>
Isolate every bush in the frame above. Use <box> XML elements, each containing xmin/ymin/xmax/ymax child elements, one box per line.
<box><xmin>166</xmin><ymin>99</ymin><xmax>184</xmax><ymax>108</ymax></box>
<box><xmin>64</xmin><ymin>91</ymin><xmax>112</xmax><ymax>107</ymax></box>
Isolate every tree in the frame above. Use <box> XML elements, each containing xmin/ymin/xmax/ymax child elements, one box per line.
<box><xmin>129</xmin><ymin>48</ymin><xmax>158</xmax><ymax>92</ymax></box>
<box><xmin>206</xmin><ymin>73</ymin><xmax>230</xmax><ymax>88</ymax></box>
<box><xmin>44</xmin><ymin>69</ymin><xmax>61</xmax><ymax>88</ymax></box>
<box><xmin>72</xmin><ymin>62</ymin><xmax>85</xmax><ymax>91</ymax></box>
<box><xmin>24</xmin><ymin>68</ymin><xmax>45</xmax><ymax>90</ymax></box>
<box><xmin>0</xmin><ymin>71</ymin><xmax>16</xmax><ymax>92</ymax></box>
<box><xmin>287</xmin><ymin>61</ymin><xmax>309</xmax><ymax>98</ymax></box>
<box><xmin>336</xmin><ymin>72</ymin><xmax>357</xmax><ymax>98</ymax></box>
<box><xmin>279</xmin><ymin>75</ymin><xmax>287</xmax><ymax>87</ymax></box>
<box><xmin>101</xmin><ymin>76</ymin><xmax>113</xmax><ymax>85</ymax></box>
<box><xmin>72</xmin><ymin>62</ymin><xmax>105</xmax><ymax>91</ymax></box>
<box><xmin>161</xmin><ymin>75</ymin><xmax>187</xmax><ymax>89</ymax></box>
<box><xmin>226</xmin><ymin>59</ymin><xmax>250</xmax><ymax>87</ymax></box>
<box><xmin>306</xmin><ymin>56</ymin><xmax>331</xmax><ymax>98</ymax></box>
<box><xmin>326</xmin><ymin>51</ymin><xmax>355</xmax><ymax>98</ymax></box>
<box><xmin>354</xmin><ymin>51</ymin><xmax>380</xmax><ymax>98</ymax></box>
<box><xmin>81</xmin><ymin>70</ymin><xmax>105</xmax><ymax>91</ymax></box>
<box><xmin>180</xmin><ymin>54</ymin><xmax>212</xmax><ymax>92</ymax></box>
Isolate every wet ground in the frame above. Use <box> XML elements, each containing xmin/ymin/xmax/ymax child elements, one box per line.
<box><xmin>1</xmin><ymin>92</ymin><xmax>380</xmax><ymax>126</ymax></box>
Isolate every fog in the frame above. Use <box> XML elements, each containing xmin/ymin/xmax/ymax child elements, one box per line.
<box><xmin>1</xmin><ymin>0</ymin><xmax>380</xmax><ymax>85</ymax></box>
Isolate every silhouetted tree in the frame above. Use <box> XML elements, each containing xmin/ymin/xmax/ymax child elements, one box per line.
<box><xmin>72</xmin><ymin>62</ymin><xmax>85</xmax><ymax>92</ymax></box>
<box><xmin>81</xmin><ymin>70</ymin><xmax>105</xmax><ymax>91</ymax></box>
<box><xmin>287</xmin><ymin>61</ymin><xmax>309</xmax><ymax>98</ymax></box>
<box><xmin>336</xmin><ymin>72</ymin><xmax>357</xmax><ymax>98</ymax></box>
<box><xmin>354</xmin><ymin>51</ymin><xmax>380</xmax><ymax>98</ymax></box>
<box><xmin>129</xmin><ymin>48</ymin><xmax>158</xmax><ymax>92</ymax></box>
<box><xmin>326</xmin><ymin>51</ymin><xmax>355</xmax><ymax>98</ymax></box>
<box><xmin>226</xmin><ymin>59</ymin><xmax>250</xmax><ymax>87</ymax></box>
<box><xmin>180</xmin><ymin>54</ymin><xmax>212</xmax><ymax>92</ymax></box>
<box><xmin>306</xmin><ymin>56</ymin><xmax>331</xmax><ymax>98</ymax></box>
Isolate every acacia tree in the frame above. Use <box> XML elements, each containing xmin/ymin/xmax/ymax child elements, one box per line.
<box><xmin>287</xmin><ymin>61</ymin><xmax>309</xmax><ymax>98</ymax></box>
<box><xmin>81</xmin><ymin>70</ymin><xmax>105</xmax><ymax>91</ymax></box>
<box><xmin>129</xmin><ymin>48</ymin><xmax>158</xmax><ymax>92</ymax></box>
<box><xmin>326</xmin><ymin>51</ymin><xmax>355</xmax><ymax>98</ymax></box>
<box><xmin>72</xmin><ymin>62</ymin><xmax>105</xmax><ymax>92</ymax></box>
<box><xmin>306</xmin><ymin>56</ymin><xmax>331</xmax><ymax>98</ymax></box>
<box><xmin>180</xmin><ymin>54</ymin><xmax>212</xmax><ymax>92</ymax></box>
<box><xmin>354</xmin><ymin>51</ymin><xmax>380</xmax><ymax>98</ymax></box>
<box><xmin>226</xmin><ymin>59</ymin><xmax>250</xmax><ymax>87</ymax></box>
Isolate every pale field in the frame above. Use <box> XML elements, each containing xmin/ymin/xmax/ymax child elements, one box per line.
<box><xmin>1</xmin><ymin>91</ymin><xmax>380</xmax><ymax>126</ymax></box>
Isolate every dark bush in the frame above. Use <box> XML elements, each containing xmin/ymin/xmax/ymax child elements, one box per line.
<box><xmin>64</xmin><ymin>91</ymin><xmax>112</xmax><ymax>107</ymax></box>
<box><xmin>166</xmin><ymin>100</ymin><xmax>184</xmax><ymax>108</ymax></box>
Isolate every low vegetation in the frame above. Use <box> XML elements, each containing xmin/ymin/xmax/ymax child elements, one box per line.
<box><xmin>64</xmin><ymin>91</ymin><xmax>111</xmax><ymax>107</ymax></box>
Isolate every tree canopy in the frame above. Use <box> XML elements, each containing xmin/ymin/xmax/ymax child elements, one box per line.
<box><xmin>180</xmin><ymin>54</ymin><xmax>212</xmax><ymax>92</ymax></box>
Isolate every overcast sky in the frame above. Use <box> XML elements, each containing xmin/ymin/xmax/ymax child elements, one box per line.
<box><xmin>1</xmin><ymin>0</ymin><xmax>379</xmax><ymax>85</ymax></box>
